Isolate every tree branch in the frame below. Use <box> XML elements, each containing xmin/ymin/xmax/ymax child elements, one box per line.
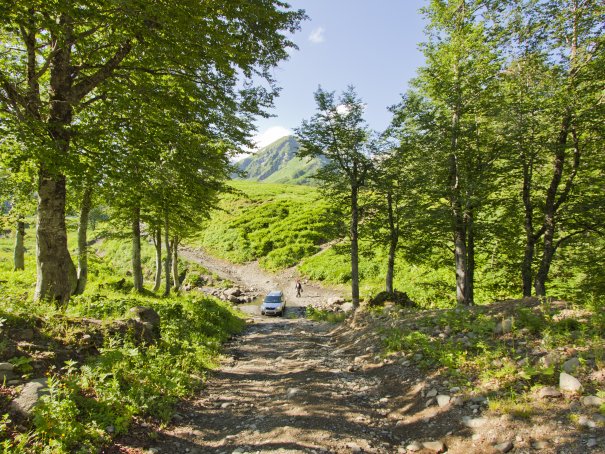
<box><xmin>70</xmin><ymin>40</ymin><xmax>133</xmax><ymax>104</ymax></box>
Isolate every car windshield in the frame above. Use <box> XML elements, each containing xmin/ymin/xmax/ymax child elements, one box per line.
<box><xmin>264</xmin><ymin>296</ymin><xmax>282</xmax><ymax>304</ymax></box>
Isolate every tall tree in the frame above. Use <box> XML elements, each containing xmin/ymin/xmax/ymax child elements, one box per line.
<box><xmin>391</xmin><ymin>0</ymin><xmax>503</xmax><ymax>305</ymax></box>
<box><xmin>296</xmin><ymin>87</ymin><xmax>375</xmax><ymax>307</ymax></box>
<box><xmin>497</xmin><ymin>0</ymin><xmax>605</xmax><ymax>296</ymax></box>
<box><xmin>0</xmin><ymin>0</ymin><xmax>305</xmax><ymax>305</ymax></box>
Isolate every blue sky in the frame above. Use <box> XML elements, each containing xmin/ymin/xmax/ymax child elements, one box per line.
<box><xmin>252</xmin><ymin>0</ymin><xmax>428</xmax><ymax>149</ymax></box>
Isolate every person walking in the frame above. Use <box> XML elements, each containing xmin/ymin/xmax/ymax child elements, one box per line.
<box><xmin>295</xmin><ymin>280</ymin><xmax>303</xmax><ymax>297</ymax></box>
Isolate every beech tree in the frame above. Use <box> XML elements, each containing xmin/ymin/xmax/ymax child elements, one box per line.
<box><xmin>296</xmin><ymin>87</ymin><xmax>374</xmax><ymax>307</ymax></box>
<box><xmin>390</xmin><ymin>0</ymin><xmax>503</xmax><ymax>305</ymax></box>
<box><xmin>499</xmin><ymin>0</ymin><xmax>605</xmax><ymax>296</ymax></box>
<box><xmin>0</xmin><ymin>0</ymin><xmax>305</xmax><ymax>305</ymax></box>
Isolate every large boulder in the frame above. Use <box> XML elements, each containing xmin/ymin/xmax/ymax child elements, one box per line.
<box><xmin>224</xmin><ymin>287</ymin><xmax>242</xmax><ymax>298</ymax></box>
<box><xmin>127</xmin><ymin>306</ymin><xmax>161</xmax><ymax>344</ymax></box>
<box><xmin>369</xmin><ymin>291</ymin><xmax>415</xmax><ymax>308</ymax></box>
<box><xmin>10</xmin><ymin>378</ymin><xmax>49</xmax><ymax>417</ymax></box>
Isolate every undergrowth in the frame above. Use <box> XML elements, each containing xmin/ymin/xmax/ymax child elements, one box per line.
<box><xmin>378</xmin><ymin>300</ymin><xmax>605</xmax><ymax>414</ymax></box>
<box><xmin>0</xmin><ymin>226</ymin><xmax>245</xmax><ymax>453</ymax></box>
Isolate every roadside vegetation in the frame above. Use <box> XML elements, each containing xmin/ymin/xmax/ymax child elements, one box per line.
<box><xmin>0</xmin><ymin>226</ymin><xmax>245</xmax><ymax>452</ymax></box>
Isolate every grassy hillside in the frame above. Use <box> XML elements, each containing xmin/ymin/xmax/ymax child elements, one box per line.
<box><xmin>191</xmin><ymin>180</ymin><xmax>339</xmax><ymax>270</ymax></box>
<box><xmin>234</xmin><ymin>136</ymin><xmax>325</xmax><ymax>185</ymax></box>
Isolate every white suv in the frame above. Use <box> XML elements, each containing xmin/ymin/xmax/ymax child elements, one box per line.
<box><xmin>260</xmin><ymin>290</ymin><xmax>286</xmax><ymax>316</ymax></box>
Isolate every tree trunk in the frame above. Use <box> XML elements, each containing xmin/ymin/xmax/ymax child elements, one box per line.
<box><xmin>350</xmin><ymin>185</ymin><xmax>360</xmax><ymax>307</ymax></box>
<box><xmin>164</xmin><ymin>210</ymin><xmax>171</xmax><ymax>297</ymax></box>
<box><xmin>385</xmin><ymin>190</ymin><xmax>397</xmax><ymax>294</ymax></box>
<box><xmin>521</xmin><ymin>159</ymin><xmax>536</xmax><ymax>297</ymax></box>
<box><xmin>74</xmin><ymin>187</ymin><xmax>93</xmax><ymax>295</ymax></box>
<box><xmin>465</xmin><ymin>208</ymin><xmax>474</xmax><ymax>305</ymax></box>
<box><xmin>534</xmin><ymin>114</ymin><xmax>572</xmax><ymax>297</ymax></box>
<box><xmin>152</xmin><ymin>226</ymin><xmax>162</xmax><ymax>292</ymax></box>
<box><xmin>131</xmin><ymin>204</ymin><xmax>144</xmax><ymax>293</ymax></box>
<box><xmin>13</xmin><ymin>220</ymin><xmax>26</xmax><ymax>271</ymax></box>
<box><xmin>35</xmin><ymin>37</ymin><xmax>77</xmax><ymax>305</ymax></box>
<box><xmin>449</xmin><ymin>69</ymin><xmax>469</xmax><ymax>305</ymax></box>
<box><xmin>171</xmin><ymin>235</ymin><xmax>180</xmax><ymax>291</ymax></box>
<box><xmin>35</xmin><ymin>168</ymin><xmax>76</xmax><ymax>306</ymax></box>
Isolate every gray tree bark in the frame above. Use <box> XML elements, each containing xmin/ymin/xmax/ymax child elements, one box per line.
<box><xmin>74</xmin><ymin>187</ymin><xmax>93</xmax><ymax>295</ymax></box>
<box><xmin>164</xmin><ymin>211</ymin><xmax>171</xmax><ymax>297</ymax></box>
<box><xmin>171</xmin><ymin>235</ymin><xmax>180</xmax><ymax>291</ymax></box>
<box><xmin>152</xmin><ymin>226</ymin><xmax>162</xmax><ymax>292</ymax></box>
<box><xmin>131</xmin><ymin>204</ymin><xmax>144</xmax><ymax>293</ymax></box>
<box><xmin>13</xmin><ymin>220</ymin><xmax>26</xmax><ymax>271</ymax></box>
<box><xmin>35</xmin><ymin>169</ymin><xmax>77</xmax><ymax>305</ymax></box>
<box><xmin>385</xmin><ymin>190</ymin><xmax>397</xmax><ymax>294</ymax></box>
<box><xmin>350</xmin><ymin>185</ymin><xmax>360</xmax><ymax>307</ymax></box>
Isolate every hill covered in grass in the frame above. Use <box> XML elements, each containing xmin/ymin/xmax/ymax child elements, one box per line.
<box><xmin>190</xmin><ymin>181</ymin><xmax>340</xmax><ymax>270</ymax></box>
<box><xmin>234</xmin><ymin>136</ymin><xmax>326</xmax><ymax>185</ymax></box>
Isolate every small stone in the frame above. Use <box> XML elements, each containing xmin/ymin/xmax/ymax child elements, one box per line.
<box><xmin>541</xmin><ymin>353</ymin><xmax>559</xmax><ymax>368</ymax></box>
<box><xmin>494</xmin><ymin>318</ymin><xmax>513</xmax><ymax>335</ymax></box>
<box><xmin>559</xmin><ymin>372</ymin><xmax>583</xmax><ymax>392</ymax></box>
<box><xmin>578</xmin><ymin>415</ymin><xmax>596</xmax><ymax>428</ymax></box>
<box><xmin>286</xmin><ymin>388</ymin><xmax>300</xmax><ymax>398</ymax></box>
<box><xmin>449</xmin><ymin>387</ymin><xmax>460</xmax><ymax>394</ymax></box>
<box><xmin>436</xmin><ymin>395</ymin><xmax>450</xmax><ymax>407</ymax></box>
<box><xmin>406</xmin><ymin>441</ymin><xmax>422</xmax><ymax>452</ymax></box>
<box><xmin>0</xmin><ymin>362</ymin><xmax>15</xmax><ymax>382</ymax></box>
<box><xmin>345</xmin><ymin>442</ymin><xmax>362</xmax><ymax>453</ymax></box>
<box><xmin>587</xmin><ymin>439</ymin><xmax>598</xmax><ymax>448</ymax></box>
<box><xmin>538</xmin><ymin>387</ymin><xmax>562</xmax><ymax>399</ymax></box>
<box><xmin>451</xmin><ymin>396</ymin><xmax>465</xmax><ymax>406</ymax></box>
<box><xmin>594</xmin><ymin>414</ymin><xmax>605</xmax><ymax>424</ymax></box>
<box><xmin>472</xmin><ymin>434</ymin><xmax>482</xmax><ymax>441</ymax></box>
<box><xmin>562</xmin><ymin>357</ymin><xmax>580</xmax><ymax>373</ymax></box>
<box><xmin>106</xmin><ymin>425</ymin><xmax>115</xmax><ymax>433</ymax></box>
<box><xmin>582</xmin><ymin>395</ymin><xmax>604</xmax><ymax>407</ymax></box>
<box><xmin>463</xmin><ymin>416</ymin><xmax>488</xmax><ymax>428</ymax></box>
<box><xmin>494</xmin><ymin>441</ymin><xmax>514</xmax><ymax>453</ymax></box>
<box><xmin>422</xmin><ymin>441</ymin><xmax>445</xmax><ymax>452</ymax></box>
<box><xmin>426</xmin><ymin>388</ymin><xmax>438</xmax><ymax>398</ymax></box>
<box><xmin>531</xmin><ymin>440</ymin><xmax>549</xmax><ymax>449</ymax></box>
<box><xmin>413</xmin><ymin>353</ymin><xmax>423</xmax><ymax>361</ymax></box>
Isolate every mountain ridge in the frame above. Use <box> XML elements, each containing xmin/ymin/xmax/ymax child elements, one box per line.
<box><xmin>234</xmin><ymin>135</ymin><xmax>324</xmax><ymax>185</ymax></box>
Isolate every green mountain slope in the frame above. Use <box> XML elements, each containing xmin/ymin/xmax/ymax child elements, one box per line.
<box><xmin>235</xmin><ymin>136</ymin><xmax>325</xmax><ymax>185</ymax></box>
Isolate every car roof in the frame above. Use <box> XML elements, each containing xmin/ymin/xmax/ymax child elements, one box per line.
<box><xmin>267</xmin><ymin>291</ymin><xmax>283</xmax><ymax>297</ymax></box>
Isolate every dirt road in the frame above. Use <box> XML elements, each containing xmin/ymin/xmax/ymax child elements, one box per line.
<box><xmin>144</xmin><ymin>316</ymin><xmax>416</xmax><ymax>454</ymax></box>
<box><xmin>180</xmin><ymin>247</ymin><xmax>344</xmax><ymax>313</ymax></box>
<box><xmin>141</xmin><ymin>248</ymin><xmax>414</xmax><ymax>453</ymax></box>
<box><xmin>114</xmin><ymin>249</ymin><xmax>593</xmax><ymax>454</ymax></box>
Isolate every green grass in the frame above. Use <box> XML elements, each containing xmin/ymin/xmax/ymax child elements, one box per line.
<box><xmin>0</xmin><ymin>225</ymin><xmax>245</xmax><ymax>453</ymax></box>
<box><xmin>191</xmin><ymin>181</ymin><xmax>339</xmax><ymax>270</ymax></box>
<box><xmin>305</xmin><ymin>306</ymin><xmax>347</xmax><ymax>324</ymax></box>
<box><xmin>378</xmin><ymin>300</ymin><xmax>605</xmax><ymax>406</ymax></box>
